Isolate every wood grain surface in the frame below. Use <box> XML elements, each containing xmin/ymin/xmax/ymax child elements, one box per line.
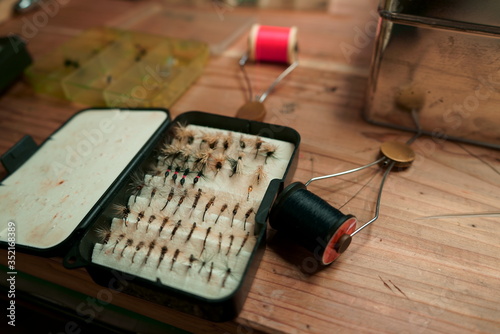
<box><xmin>1</xmin><ymin>1</ymin><xmax>499</xmax><ymax>333</ymax></box>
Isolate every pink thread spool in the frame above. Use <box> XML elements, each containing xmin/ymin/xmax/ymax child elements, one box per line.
<box><xmin>248</xmin><ymin>24</ymin><xmax>298</xmax><ymax>65</ymax></box>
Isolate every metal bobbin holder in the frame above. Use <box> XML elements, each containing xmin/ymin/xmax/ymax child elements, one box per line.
<box><xmin>269</xmin><ymin>141</ymin><xmax>416</xmax><ymax>265</ymax></box>
<box><xmin>237</xmin><ymin>24</ymin><xmax>299</xmax><ymax>122</ymax></box>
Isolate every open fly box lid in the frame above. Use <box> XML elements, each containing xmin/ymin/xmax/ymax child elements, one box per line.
<box><xmin>0</xmin><ymin>108</ymin><xmax>170</xmax><ymax>255</ymax></box>
<box><xmin>0</xmin><ymin>108</ymin><xmax>300</xmax><ymax>321</ymax></box>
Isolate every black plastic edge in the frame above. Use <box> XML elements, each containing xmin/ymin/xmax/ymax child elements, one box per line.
<box><xmin>0</xmin><ymin>135</ymin><xmax>38</xmax><ymax>174</ymax></box>
<box><xmin>255</xmin><ymin>179</ymin><xmax>282</xmax><ymax>233</ymax></box>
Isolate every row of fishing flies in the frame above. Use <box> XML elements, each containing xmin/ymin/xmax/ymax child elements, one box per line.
<box><xmin>114</xmin><ymin>186</ymin><xmax>257</xmax><ymax>234</ymax></box>
<box><xmin>96</xmin><ymin>225</ymin><xmax>246</xmax><ymax>288</ymax></box>
<box><xmin>153</xmin><ymin>124</ymin><xmax>278</xmax><ymax>190</ymax></box>
<box><xmin>97</xmin><ymin>190</ymin><xmax>253</xmax><ymax>287</ymax></box>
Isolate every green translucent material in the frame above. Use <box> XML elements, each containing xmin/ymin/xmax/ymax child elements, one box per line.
<box><xmin>25</xmin><ymin>28</ymin><xmax>209</xmax><ymax>108</ymax></box>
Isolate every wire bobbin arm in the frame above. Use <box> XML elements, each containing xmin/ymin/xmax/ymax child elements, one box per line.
<box><xmin>305</xmin><ymin>156</ymin><xmax>387</xmax><ymax>187</ymax></box>
<box><xmin>305</xmin><ymin>156</ymin><xmax>394</xmax><ymax>237</ymax></box>
<box><xmin>350</xmin><ymin>160</ymin><xmax>395</xmax><ymax>237</ymax></box>
<box><xmin>258</xmin><ymin>61</ymin><xmax>298</xmax><ymax>103</ymax></box>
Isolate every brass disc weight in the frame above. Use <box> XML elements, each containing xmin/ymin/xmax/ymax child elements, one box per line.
<box><xmin>380</xmin><ymin>141</ymin><xmax>416</xmax><ymax>167</ymax></box>
<box><xmin>395</xmin><ymin>84</ymin><xmax>425</xmax><ymax>111</ymax></box>
<box><xmin>236</xmin><ymin>101</ymin><xmax>267</xmax><ymax>122</ymax></box>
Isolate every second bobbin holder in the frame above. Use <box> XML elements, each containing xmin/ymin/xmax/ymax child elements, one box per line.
<box><xmin>269</xmin><ymin>182</ymin><xmax>357</xmax><ymax>265</ymax></box>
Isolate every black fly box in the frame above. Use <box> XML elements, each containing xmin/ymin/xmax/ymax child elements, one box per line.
<box><xmin>0</xmin><ymin>108</ymin><xmax>300</xmax><ymax>321</ymax></box>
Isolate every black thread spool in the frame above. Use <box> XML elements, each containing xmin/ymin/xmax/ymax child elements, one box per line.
<box><xmin>269</xmin><ymin>182</ymin><xmax>357</xmax><ymax>265</ymax></box>
<box><xmin>269</xmin><ymin>141</ymin><xmax>417</xmax><ymax>265</ymax></box>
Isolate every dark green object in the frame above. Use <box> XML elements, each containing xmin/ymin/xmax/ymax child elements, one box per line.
<box><xmin>0</xmin><ymin>135</ymin><xmax>38</xmax><ymax>174</ymax></box>
<box><xmin>0</xmin><ymin>35</ymin><xmax>32</xmax><ymax>93</ymax></box>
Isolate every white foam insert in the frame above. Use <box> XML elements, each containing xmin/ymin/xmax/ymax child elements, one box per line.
<box><xmin>91</xmin><ymin>124</ymin><xmax>295</xmax><ymax>299</ymax></box>
<box><xmin>0</xmin><ymin>109</ymin><xmax>168</xmax><ymax>249</ymax></box>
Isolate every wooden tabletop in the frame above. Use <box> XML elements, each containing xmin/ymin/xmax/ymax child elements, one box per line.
<box><xmin>1</xmin><ymin>1</ymin><xmax>499</xmax><ymax>333</ymax></box>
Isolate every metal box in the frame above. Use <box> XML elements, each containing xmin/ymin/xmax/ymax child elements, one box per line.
<box><xmin>365</xmin><ymin>0</ymin><xmax>500</xmax><ymax>149</ymax></box>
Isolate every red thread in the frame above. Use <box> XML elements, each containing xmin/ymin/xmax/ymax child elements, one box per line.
<box><xmin>322</xmin><ymin>217</ymin><xmax>357</xmax><ymax>264</ymax></box>
<box><xmin>252</xmin><ymin>25</ymin><xmax>295</xmax><ymax>64</ymax></box>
